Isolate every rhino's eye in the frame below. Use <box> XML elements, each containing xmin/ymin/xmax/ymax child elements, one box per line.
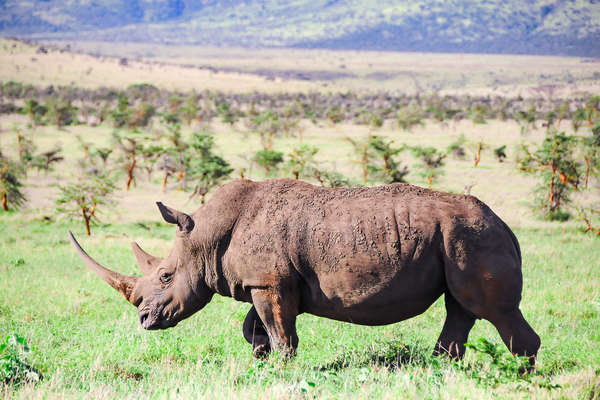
<box><xmin>160</xmin><ymin>272</ymin><xmax>172</xmax><ymax>284</ymax></box>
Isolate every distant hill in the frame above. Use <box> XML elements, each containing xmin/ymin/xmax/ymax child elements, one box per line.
<box><xmin>1</xmin><ymin>0</ymin><xmax>599</xmax><ymax>56</ymax></box>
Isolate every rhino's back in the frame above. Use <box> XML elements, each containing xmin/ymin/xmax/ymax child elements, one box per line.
<box><xmin>227</xmin><ymin>179</ymin><xmax>502</xmax><ymax>325</ymax></box>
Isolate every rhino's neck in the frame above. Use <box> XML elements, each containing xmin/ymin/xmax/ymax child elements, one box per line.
<box><xmin>192</xmin><ymin>179</ymin><xmax>257</xmax><ymax>301</ymax></box>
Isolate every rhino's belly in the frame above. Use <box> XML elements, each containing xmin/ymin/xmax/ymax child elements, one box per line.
<box><xmin>299</xmin><ymin>255</ymin><xmax>446</xmax><ymax>326</ymax></box>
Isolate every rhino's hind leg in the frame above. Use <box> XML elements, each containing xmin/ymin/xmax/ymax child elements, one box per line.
<box><xmin>434</xmin><ymin>291</ymin><xmax>476</xmax><ymax>359</ymax></box>
<box><xmin>243</xmin><ymin>306</ymin><xmax>271</xmax><ymax>358</ymax></box>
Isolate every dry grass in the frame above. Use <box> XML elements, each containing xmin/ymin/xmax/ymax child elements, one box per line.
<box><xmin>3</xmin><ymin>38</ymin><xmax>600</xmax><ymax>96</ymax></box>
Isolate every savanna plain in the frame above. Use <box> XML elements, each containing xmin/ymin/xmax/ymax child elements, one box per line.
<box><xmin>0</xmin><ymin>39</ymin><xmax>599</xmax><ymax>399</ymax></box>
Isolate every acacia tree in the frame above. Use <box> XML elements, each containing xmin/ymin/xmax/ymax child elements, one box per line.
<box><xmin>112</xmin><ymin>131</ymin><xmax>144</xmax><ymax>191</ymax></box>
<box><xmin>494</xmin><ymin>145</ymin><xmax>507</xmax><ymax>163</ymax></box>
<box><xmin>286</xmin><ymin>145</ymin><xmax>320</xmax><ymax>180</ymax></box>
<box><xmin>369</xmin><ymin>136</ymin><xmax>409</xmax><ymax>183</ymax></box>
<box><xmin>186</xmin><ymin>133</ymin><xmax>232</xmax><ymax>203</ymax></box>
<box><xmin>252</xmin><ymin>149</ymin><xmax>284</xmax><ymax>177</ymax></box>
<box><xmin>0</xmin><ymin>152</ymin><xmax>26</xmax><ymax>211</ymax></box>
<box><xmin>470</xmin><ymin>140</ymin><xmax>486</xmax><ymax>167</ymax></box>
<box><xmin>346</xmin><ymin>135</ymin><xmax>378</xmax><ymax>184</ymax></box>
<box><xmin>56</xmin><ymin>174</ymin><xmax>115</xmax><ymax>236</ymax></box>
<box><xmin>411</xmin><ymin>146</ymin><xmax>446</xmax><ymax>187</ymax></box>
<box><xmin>395</xmin><ymin>101</ymin><xmax>424</xmax><ymax>131</ymax></box>
<box><xmin>446</xmin><ymin>134</ymin><xmax>467</xmax><ymax>159</ymax></box>
<box><xmin>517</xmin><ymin>129</ymin><xmax>581</xmax><ymax>220</ymax></box>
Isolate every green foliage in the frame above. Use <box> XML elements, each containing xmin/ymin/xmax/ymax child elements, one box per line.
<box><xmin>494</xmin><ymin>145</ymin><xmax>507</xmax><ymax>163</ymax></box>
<box><xmin>446</xmin><ymin>134</ymin><xmax>467</xmax><ymax>159</ymax></box>
<box><xmin>0</xmin><ymin>334</ymin><xmax>42</xmax><ymax>386</ymax></box>
<box><xmin>0</xmin><ymin>152</ymin><xmax>26</xmax><ymax>210</ymax></box>
<box><xmin>247</xmin><ymin>110</ymin><xmax>289</xmax><ymax>150</ymax></box>
<box><xmin>455</xmin><ymin>338</ymin><xmax>558</xmax><ymax>389</ymax></box>
<box><xmin>286</xmin><ymin>144</ymin><xmax>319</xmax><ymax>180</ymax></box>
<box><xmin>470</xmin><ymin>104</ymin><xmax>489</xmax><ymax>125</ymax></box>
<box><xmin>56</xmin><ymin>174</ymin><xmax>116</xmax><ymax>235</ymax></box>
<box><xmin>186</xmin><ymin>133</ymin><xmax>232</xmax><ymax>203</ymax></box>
<box><xmin>252</xmin><ymin>149</ymin><xmax>284</xmax><ymax>176</ymax></box>
<box><xmin>517</xmin><ymin>129</ymin><xmax>581</xmax><ymax>219</ymax></box>
<box><xmin>215</xmin><ymin>100</ymin><xmax>239</xmax><ymax>126</ymax></box>
<box><xmin>368</xmin><ymin>136</ymin><xmax>409</xmax><ymax>183</ymax></box>
<box><xmin>22</xmin><ymin>98</ymin><xmax>47</xmax><ymax>126</ymax></box>
<box><xmin>396</xmin><ymin>101</ymin><xmax>424</xmax><ymax>131</ymax></box>
<box><xmin>410</xmin><ymin>146</ymin><xmax>446</xmax><ymax>187</ymax></box>
<box><xmin>110</xmin><ymin>92</ymin><xmax>132</xmax><ymax>128</ymax></box>
<box><xmin>129</xmin><ymin>102</ymin><xmax>155</xmax><ymax>129</ymax></box>
<box><xmin>45</xmin><ymin>97</ymin><xmax>77</xmax><ymax>128</ymax></box>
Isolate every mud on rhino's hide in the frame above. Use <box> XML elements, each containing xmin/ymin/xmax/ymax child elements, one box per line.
<box><xmin>70</xmin><ymin>178</ymin><xmax>540</xmax><ymax>366</ymax></box>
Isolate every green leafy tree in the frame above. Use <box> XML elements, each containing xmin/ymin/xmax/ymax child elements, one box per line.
<box><xmin>470</xmin><ymin>104</ymin><xmax>489</xmax><ymax>125</ymax></box>
<box><xmin>252</xmin><ymin>149</ymin><xmax>284</xmax><ymax>176</ymax></box>
<box><xmin>248</xmin><ymin>110</ymin><xmax>284</xmax><ymax>150</ymax></box>
<box><xmin>286</xmin><ymin>145</ymin><xmax>320</xmax><ymax>180</ymax></box>
<box><xmin>581</xmin><ymin>125</ymin><xmax>600</xmax><ymax>188</ymax></box>
<box><xmin>517</xmin><ymin>129</ymin><xmax>581</xmax><ymax>220</ymax></box>
<box><xmin>0</xmin><ymin>153</ymin><xmax>26</xmax><ymax>211</ymax></box>
<box><xmin>22</xmin><ymin>98</ymin><xmax>46</xmax><ymax>126</ymax></box>
<box><xmin>571</xmin><ymin>108</ymin><xmax>586</xmax><ymax>132</ymax></box>
<box><xmin>516</xmin><ymin>105</ymin><xmax>537</xmax><ymax>135</ymax></box>
<box><xmin>346</xmin><ymin>135</ymin><xmax>379</xmax><ymax>184</ymax></box>
<box><xmin>411</xmin><ymin>146</ymin><xmax>446</xmax><ymax>187</ymax></box>
<box><xmin>110</xmin><ymin>92</ymin><xmax>131</xmax><ymax>128</ymax></box>
<box><xmin>45</xmin><ymin>97</ymin><xmax>77</xmax><ymax>128</ymax></box>
<box><xmin>312</xmin><ymin>169</ymin><xmax>352</xmax><ymax>188</ymax></box>
<box><xmin>215</xmin><ymin>100</ymin><xmax>239</xmax><ymax>125</ymax></box>
<box><xmin>396</xmin><ymin>101</ymin><xmax>424</xmax><ymax>131</ymax></box>
<box><xmin>113</xmin><ymin>131</ymin><xmax>146</xmax><ymax>191</ymax></box>
<box><xmin>446</xmin><ymin>134</ymin><xmax>467</xmax><ymax>159</ymax></box>
<box><xmin>56</xmin><ymin>174</ymin><xmax>116</xmax><ymax>236</ymax></box>
<box><xmin>369</xmin><ymin>137</ymin><xmax>409</xmax><ymax>183</ymax></box>
<box><xmin>129</xmin><ymin>103</ymin><xmax>155</xmax><ymax>129</ymax></box>
<box><xmin>494</xmin><ymin>145</ymin><xmax>507</xmax><ymax>163</ymax></box>
<box><xmin>181</xmin><ymin>94</ymin><xmax>200</xmax><ymax>126</ymax></box>
<box><xmin>186</xmin><ymin>133</ymin><xmax>232</xmax><ymax>203</ymax></box>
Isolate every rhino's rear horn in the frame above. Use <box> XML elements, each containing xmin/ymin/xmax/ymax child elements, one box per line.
<box><xmin>156</xmin><ymin>202</ymin><xmax>194</xmax><ymax>233</ymax></box>
<box><xmin>131</xmin><ymin>242</ymin><xmax>162</xmax><ymax>275</ymax></box>
<box><xmin>68</xmin><ymin>231</ymin><xmax>139</xmax><ymax>304</ymax></box>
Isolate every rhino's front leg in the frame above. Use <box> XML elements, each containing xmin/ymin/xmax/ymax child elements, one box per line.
<box><xmin>250</xmin><ymin>287</ymin><xmax>299</xmax><ymax>358</ymax></box>
<box><xmin>242</xmin><ymin>306</ymin><xmax>271</xmax><ymax>358</ymax></box>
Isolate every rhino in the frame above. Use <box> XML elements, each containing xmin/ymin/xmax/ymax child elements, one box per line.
<box><xmin>69</xmin><ymin>178</ymin><xmax>540</xmax><ymax>365</ymax></box>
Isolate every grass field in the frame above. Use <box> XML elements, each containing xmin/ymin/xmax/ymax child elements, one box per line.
<box><xmin>1</xmin><ymin>39</ymin><xmax>600</xmax><ymax>399</ymax></box>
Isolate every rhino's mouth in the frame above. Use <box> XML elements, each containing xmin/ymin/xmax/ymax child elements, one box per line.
<box><xmin>139</xmin><ymin>311</ymin><xmax>177</xmax><ymax>330</ymax></box>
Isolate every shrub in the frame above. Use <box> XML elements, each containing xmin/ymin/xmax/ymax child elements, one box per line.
<box><xmin>253</xmin><ymin>149</ymin><xmax>284</xmax><ymax>176</ymax></box>
<box><xmin>186</xmin><ymin>133</ymin><xmax>232</xmax><ymax>203</ymax></box>
<box><xmin>411</xmin><ymin>146</ymin><xmax>446</xmax><ymax>187</ymax></box>
<box><xmin>0</xmin><ymin>334</ymin><xmax>42</xmax><ymax>386</ymax></box>
<box><xmin>516</xmin><ymin>129</ymin><xmax>581</xmax><ymax>219</ymax></box>
<box><xmin>0</xmin><ymin>153</ymin><xmax>26</xmax><ymax>211</ymax></box>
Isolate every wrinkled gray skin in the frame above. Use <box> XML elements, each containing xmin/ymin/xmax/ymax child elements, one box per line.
<box><xmin>70</xmin><ymin>179</ymin><xmax>540</xmax><ymax>366</ymax></box>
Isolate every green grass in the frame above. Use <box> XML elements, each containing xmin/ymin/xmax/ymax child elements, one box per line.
<box><xmin>1</xmin><ymin>212</ymin><xmax>599</xmax><ymax>398</ymax></box>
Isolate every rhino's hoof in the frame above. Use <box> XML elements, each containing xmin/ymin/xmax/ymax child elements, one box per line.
<box><xmin>253</xmin><ymin>343</ymin><xmax>270</xmax><ymax>359</ymax></box>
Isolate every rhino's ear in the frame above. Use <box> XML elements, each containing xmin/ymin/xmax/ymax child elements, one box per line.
<box><xmin>156</xmin><ymin>202</ymin><xmax>195</xmax><ymax>234</ymax></box>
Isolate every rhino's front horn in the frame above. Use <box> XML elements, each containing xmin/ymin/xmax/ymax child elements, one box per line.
<box><xmin>131</xmin><ymin>242</ymin><xmax>162</xmax><ymax>275</ymax></box>
<box><xmin>68</xmin><ymin>231</ymin><xmax>139</xmax><ymax>305</ymax></box>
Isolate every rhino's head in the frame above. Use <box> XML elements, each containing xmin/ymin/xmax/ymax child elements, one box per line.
<box><xmin>69</xmin><ymin>202</ymin><xmax>214</xmax><ymax>330</ymax></box>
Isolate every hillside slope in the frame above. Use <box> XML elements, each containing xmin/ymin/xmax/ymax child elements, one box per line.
<box><xmin>1</xmin><ymin>0</ymin><xmax>599</xmax><ymax>56</ymax></box>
